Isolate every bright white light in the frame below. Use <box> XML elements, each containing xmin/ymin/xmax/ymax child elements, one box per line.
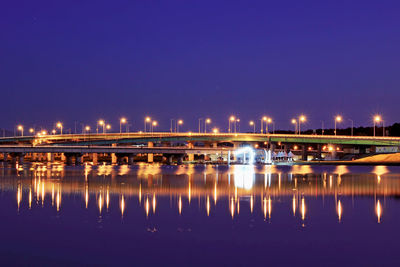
<box><xmin>234</xmin><ymin>146</ymin><xmax>256</xmax><ymax>165</ymax></box>
<box><xmin>234</xmin><ymin>165</ymin><xmax>255</xmax><ymax>190</ymax></box>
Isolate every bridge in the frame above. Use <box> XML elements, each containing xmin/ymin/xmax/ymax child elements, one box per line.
<box><xmin>1</xmin><ymin>132</ymin><xmax>399</xmax><ymax>164</ymax></box>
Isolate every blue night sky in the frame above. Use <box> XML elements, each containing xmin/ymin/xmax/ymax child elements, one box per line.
<box><xmin>1</xmin><ymin>0</ymin><xmax>400</xmax><ymax>132</ymax></box>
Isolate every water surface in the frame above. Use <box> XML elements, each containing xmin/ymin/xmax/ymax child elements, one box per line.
<box><xmin>1</xmin><ymin>163</ymin><xmax>399</xmax><ymax>266</ymax></box>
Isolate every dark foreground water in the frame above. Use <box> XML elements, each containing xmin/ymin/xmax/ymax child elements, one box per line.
<box><xmin>0</xmin><ymin>163</ymin><xmax>399</xmax><ymax>266</ymax></box>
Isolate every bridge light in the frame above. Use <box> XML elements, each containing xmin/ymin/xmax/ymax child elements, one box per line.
<box><xmin>205</xmin><ymin>118</ymin><xmax>211</xmax><ymax>124</ymax></box>
<box><xmin>98</xmin><ymin>120</ymin><xmax>105</xmax><ymax>126</ymax></box>
<box><xmin>300</xmin><ymin>115</ymin><xmax>306</xmax><ymax>122</ymax></box>
<box><xmin>29</xmin><ymin>128</ymin><xmax>34</xmax><ymax>134</ymax></box>
<box><xmin>291</xmin><ymin>119</ymin><xmax>296</xmax><ymax>124</ymax></box>
<box><xmin>230</xmin><ymin>116</ymin><xmax>236</xmax><ymax>121</ymax></box>
<box><xmin>120</xmin><ymin>118</ymin><xmax>127</xmax><ymax>124</ymax></box>
<box><xmin>178</xmin><ymin>119</ymin><xmax>183</xmax><ymax>125</ymax></box>
<box><xmin>106</xmin><ymin>124</ymin><xmax>111</xmax><ymax>130</ymax></box>
<box><xmin>145</xmin><ymin>117</ymin><xmax>151</xmax><ymax>122</ymax></box>
<box><xmin>336</xmin><ymin>116</ymin><xmax>342</xmax><ymax>122</ymax></box>
<box><xmin>17</xmin><ymin>125</ymin><xmax>23</xmax><ymax>131</ymax></box>
<box><xmin>52</xmin><ymin>129</ymin><xmax>56</xmax><ymax>134</ymax></box>
<box><xmin>249</xmin><ymin>121</ymin><xmax>254</xmax><ymax>125</ymax></box>
<box><xmin>213</xmin><ymin>128</ymin><xmax>219</xmax><ymax>134</ymax></box>
<box><xmin>85</xmin><ymin>126</ymin><xmax>90</xmax><ymax>132</ymax></box>
<box><xmin>152</xmin><ymin>121</ymin><xmax>157</xmax><ymax>126</ymax></box>
<box><xmin>374</xmin><ymin>115</ymin><xmax>381</xmax><ymax>123</ymax></box>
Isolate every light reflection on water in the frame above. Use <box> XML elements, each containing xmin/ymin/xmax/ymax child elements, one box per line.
<box><xmin>2</xmin><ymin>163</ymin><xmax>400</xmax><ymax>265</ymax></box>
<box><xmin>2</xmin><ymin>163</ymin><xmax>400</xmax><ymax>225</ymax></box>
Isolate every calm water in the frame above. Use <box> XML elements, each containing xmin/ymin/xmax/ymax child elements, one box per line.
<box><xmin>1</xmin><ymin>163</ymin><xmax>400</xmax><ymax>266</ymax></box>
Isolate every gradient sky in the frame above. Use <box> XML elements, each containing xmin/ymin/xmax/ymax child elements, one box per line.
<box><xmin>2</xmin><ymin>0</ymin><xmax>400</xmax><ymax>133</ymax></box>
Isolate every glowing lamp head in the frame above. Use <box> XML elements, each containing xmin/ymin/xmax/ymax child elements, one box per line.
<box><xmin>263</xmin><ymin>116</ymin><xmax>267</xmax><ymax>121</ymax></box>
<box><xmin>29</xmin><ymin>128</ymin><xmax>34</xmax><ymax>133</ymax></box>
<box><xmin>52</xmin><ymin>129</ymin><xmax>56</xmax><ymax>134</ymax></box>
<box><xmin>152</xmin><ymin>121</ymin><xmax>158</xmax><ymax>126</ymax></box>
<box><xmin>145</xmin><ymin>117</ymin><xmax>151</xmax><ymax>122</ymax></box>
<box><xmin>56</xmin><ymin>122</ymin><xmax>62</xmax><ymax>128</ymax></box>
<box><xmin>205</xmin><ymin>118</ymin><xmax>211</xmax><ymax>124</ymax></box>
<box><xmin>213</xmin><ymin>128</ymin><xmax>219</xmax><ymax>134</ymax></box>
<box><xmin>41</xmin><ymin>130</ymin><xmax>47</xmax><ymax>135</ymax></box>
<box><xmin>106</xmin><ymin>124</ymin><xmax>111</xmax><ymax>130</ymax></box>
<box><xmin>17</xmin><ymin>125</ymin><xmax>23</xmax><ymax>131</ymax></box>
<box><xmin>120</xmin><ymin>118</ymin><xmax>127</xmax><ymax>124</ymax></box>
<box><xmin>300</xmin><ymin>115</ymin><xmax>306</xmax><ymax>122</ymax></box>
<box><xmin>230</xmin><ymin>116</ymin><xmax>235</xmax><ymax>121</ymax></box>
<box><xmin>85</xmin><ymin>126</ymin><xmax>90</xmax><ymax>131</ymax></box>
<box><xmin>249</xmin><ymin>121</ymin><xmax>254</xmax><ymax>126</ymax></box>
<box><xmin>374</xmin><ymin>115</ymin><xmax>381</xmax><ymax>123</ymax></box>
<box><xmin>336</xmin><ymin>116</ymin><xmax>342</xmax><ymax>122</ymax></box>
<box><xmin>291</xmin><ymin>119</ymin><xmax>296</xmax><ymax>124</ymax></box>
<box><xmin>178</xmin><ymin>120</ymin><xmax>183</xmax><ymax>125</ymax></box>
<box><xmin>267</xmin><ymin>118</ymin><xmax>272</xmax><ymax>123</ymax></box>
<box><xmin>98</xmin><ymin>120</ymin><xmax>105</xmax><ymax>126</ymax></box>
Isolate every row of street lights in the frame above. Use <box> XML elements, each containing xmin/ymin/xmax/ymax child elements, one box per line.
<box><xmin>14</xmin><ymin>114</ymin><xmax>386</xmax><ymax>137</ymax></box>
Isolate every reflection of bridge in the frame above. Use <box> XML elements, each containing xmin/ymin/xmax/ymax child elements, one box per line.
<box><xmin>1</xmin><ymin>132</ymin><xmax>400</xmax><ymax>164</ymax></box>
<box><xmin>1</xmin><ymin>165</ymin><xmax>395</xmax><ymax>221</ymax></box>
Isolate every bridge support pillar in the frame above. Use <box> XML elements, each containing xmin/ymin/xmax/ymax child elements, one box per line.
<box><xmin>111</xmin><ymin>144</ymin><xmax>117</xmax><ymax>164</ymax></box>
<box><xmin>301</xmin><ymin>145</ymin><xmax>307</xmax><ymax>161</ymax></box>
<box><xmin>147</xmin><ymin>142</ymin><xmax>154</xmax><ymax>163</ymax></box>
<box><xmin>47</xmin><ymin>153</ymin><xmax>54</xmax><ymax>162</ymax></box>
<box><xmin>188</xmin><ymin>153</ymin><xmax>194</xmax><ymax>162</ymax></box>
<box><xmin>92</xmin><ymin>153</ymin><xmax>98</xmax><ymax>165</ymax></box>
<box><xmin>2</xmin><ymin>153</ymin><xmax>8</xmax><ymax>162</ymax></box>
<box><xmin>317</xmin><ymin>144</ymin><xmax>322</xmax><ymax>159</ymax></box>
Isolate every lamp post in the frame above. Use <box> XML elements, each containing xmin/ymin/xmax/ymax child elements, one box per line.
<box><xmin>144</xmin><ymin>117</ymin><xmax>151</xmax><ymax>132</ymax></box>
<box><xmin>374</xmin><ymin>115</ymin><xmax>381</xmax><ymax>137</ymax></box>
<box><xmin>106</xmin><ymin>124</ymin><xmax>111</xmax><ymax>133</ymax></box>
<box><xmin>120</xmin><ymin>118</ymin><xmax>127</xmax><ymax>133</ymax></box>
<box><xmin>299</xmin><ymin>115</ymin><xmax>306</xmax><ymax>135</ymax></box>
<box><xmin>177</xmin><ymin>120</ymin><xmax>183</xmax><ymax>133</ymax></box>
<box><xmin>98</xmin><ymin>120</ymin><xmax>105</xmax><ymax>134</ymax></box>
<box><xmin>151</xmin><ymin>121</ymin><xmax>157</xmax><ymax>133</ymax></box>
<box><xmin>334</xmin><ymin>116</ymin><xmax>342</xmax><ymax>136</ymax></box>
<box><xmin>249</xmin><ymin>121</ymin><xmax>255</xmax><ymax>133</ymax></box>
<box><xmin>17</xmin><ymin>125</ymin><xmax>23</xmax><ymax>136</ymax></box>
<box><xmin>261</xmin><ymin>116</ymin><xmax>267</xmax><ymax>134</ymax></box>
<box><xmin>266</xmin><ymin>118</ymin><xmax>273</xmax><ymax>134</ymax></box>
<box><xmin>56</xmin><ymin>122</ymin><xmax>63</xmax><ymax>135</ymax></box>
<box><xmin>229</xmin><ymin>116</ymin><xmax>235</xmax><ymax>133</ymax></box>
<box><xmin>205</xmin><ymin>118</ymin><xmax>211</xmax><ymax>133</ymax></box>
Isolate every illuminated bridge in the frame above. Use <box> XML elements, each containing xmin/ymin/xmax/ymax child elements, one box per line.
<box><xmin>1</xmin><ymin>132</ymin><xmax>399</xmax><ymax>164</ymax></box>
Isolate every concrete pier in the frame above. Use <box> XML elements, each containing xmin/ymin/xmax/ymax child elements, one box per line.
<box><xmin>147</xmin><ymin>142</ymin><xmax>154</xmax><ymax>163</ymax></box>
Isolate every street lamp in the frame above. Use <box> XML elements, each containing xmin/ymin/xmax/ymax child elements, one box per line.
<box><xmin>299</xmin><ymin>115</ymin><xmax>306</xmax><ymax>135</ymax></box>
<box><xmin>85</xmin><ymin>126</ymin><xmax>91</xmax><ymax>133</ymax></box>
<box><xmin>266</xmin><ymin>117</ymin><xmax>273</xmax><ymax>134</ymax></box>
<box><xmin>261</xmin><ymin>116</ymin><xmax>267</xmax><ymax>134</ymax></box>
<box><xmin>374</xmin><ymin>115</ymin><xmax>381</xmax><ymax>137</ymax></box>
<box><xmin>17</xmin><ymin>125</ymin><xmax>23</xmax><ymax>136</ymax></box>
<box><xmin>213</xmin><ymin>128</ymin><xmax>219</xmax><ymax>134</ymax></box>
<box><xmin>106</xmin><ymin>124</ymin><xmax>111</xmax><ymax>133</ymax></box>
<box><xmin>144</xmin><ymin>117</ymin><xmax>151</xmax><ymax>132</ymax></box>
<box><xmin>334</xmin><ymin>116</ymin><xmax>342</xmax><ymax>136</ymax></box>
<box><xmin>98</xmin><ymin>120</ymin><xmax>105</xmax><ymax>134</ymax></box>
<box><xmin>205</xmin><ymin>118</ymin><xmax>211</xmax><ymax>133</ymax></box>
<box><xmin>29</xmin><ymin>128</ymin><xmax>34</xmax><ymax>135</ymax></box>
<box><xmin>177</xmin><ymin>119</ymin><xmax>183</xmax><ymax>133</ymax></box>
<box><xmin>249</xmin><ymin>121</ymin><xmax>255</xmax><ymax>133</ymax></box>
<box><xmin>120</xmin><ymin>117</ymin><xmax>127</xmax><ymax>133</ymax></box>
<box><xmin>151</xmin><ymin>121</ymin><xmax>158</xmax><ymax>133</ymax></box>
<box><xmin>291</xmin><ymin>119</ymin><xmax>297</xmax><ymax>134</ymax></box>
<box><xmin>52</xmin><ymin>129</ymin><xmax>56</xmax><ymax>135</ymax></box>
<box><xmin>229</xmin><ymin>116</ymin><xmax>236</xmax><ymax>133</ymax></box>
<box><xmin>56</xmin><ymin>122</ymin><xmax>63</xmax><ymax>135</ymax></box>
